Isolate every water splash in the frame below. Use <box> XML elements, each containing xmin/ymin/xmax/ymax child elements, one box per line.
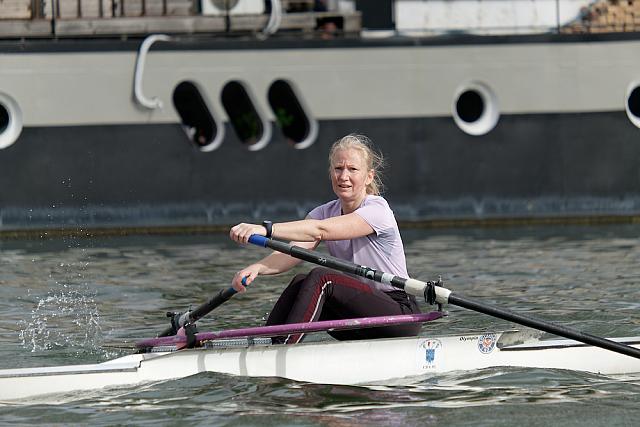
<box><xmin>19</xmin><ymin>287</ymin><xmax>103</xmax><ymax>354</ymax></box>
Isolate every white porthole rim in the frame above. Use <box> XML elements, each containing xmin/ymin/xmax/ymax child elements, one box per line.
<box><xmin>452</xmin><ymin>81</ymin><xmax>500</xmax><ymax>136</ymax></box>
<box><xmin>272</xmin><ymin>78</ymin><xmax>318</xmax><ymax>150</ymax></box>
<box><xmin>625</xmin><ymin>80</ymin><xmax>640</xmax><ymax>129</ymax></box>
<box><xmin>0</xmin><ymin>92</ymin><xmax>23</xmax><ymax>150</ymax></box>
<box><xmin>295</xmin><ymin>117</ymin><xmax>319</xmax><ymax>150</ymax></box>
<box><xmin>188</xmin><ymin>80</ymin><xmax>225</xmax><ymax>153</ymax></box>
<box><xmin>226</xmin><ymin>80</ymin><xmax>271</xmax><ymax>152</ymax></box>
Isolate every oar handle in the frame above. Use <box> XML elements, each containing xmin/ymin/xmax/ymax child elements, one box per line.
<box><xmin>247</xmin><ymin>235</ymin><xmax>640</xmax><ymax>360</ymax></box>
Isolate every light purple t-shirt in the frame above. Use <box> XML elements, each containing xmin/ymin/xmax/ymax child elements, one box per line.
<box><xmin>308</xmin><ymin>195</ymin><xmax>408</xmax><ymax>292</ymax></box>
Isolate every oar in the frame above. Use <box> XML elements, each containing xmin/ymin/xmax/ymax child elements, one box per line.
<box><xmin>158</xmin><ymin>277</ymin><xmax>247</xmax><ymax>337</ymax></box>
<box><xmin>248</xmin><ymin>235</ymin><xmax>640</xmax><ymax>360</ymax></box>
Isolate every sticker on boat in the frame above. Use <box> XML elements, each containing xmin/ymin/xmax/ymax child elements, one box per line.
<box><xmin>417</xmin><ymin>339</ymin><xmax>442</xmax><ymax>369</ymax></box>
<box><xmin>477</xmin><ymin>333</ymin><xmax>497</xmax><ymax>354</ymax></box>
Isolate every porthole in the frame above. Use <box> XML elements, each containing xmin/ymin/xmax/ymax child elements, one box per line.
<box><xmin>0</xmin><ymin>105</ymin><xmax>8</xmax><ymax>133</ymax></box>
<box><xmin>268</xmin><ymin>79</ymin><xmax>318</xmax><ymax>149</ymax></box>
<box><xmin>625</xmin><ymin>82</ymin><xmax>640</xmax><ymax>129</ymax></box>
<box><xmin>452</xmin><ymin>82</ymin><xmax>500</xmax><ymax>136</ymax></box>
<box><xmin>221</xmin><ymin>80</ymin><xmax>271</xmax><ymax>151</ymax></box>
<box><xmin>172</xmin><ymin>81</ymin><xmax>224</xmax><ymax>152</ymax></box>
<box><xmin>0</xmin><ymin>92</ymin><xmax>23</xmax><ymax>150</ymax></box>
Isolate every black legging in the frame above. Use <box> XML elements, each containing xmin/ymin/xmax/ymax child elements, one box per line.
<box><xmin>266</xmin><ymin>267</ymin><xmax>422</xmax><ymax>344</ymax></box>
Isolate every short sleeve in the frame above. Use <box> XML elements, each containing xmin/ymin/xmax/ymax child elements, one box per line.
<box><xmin>308</xmin><ymin>199</ymin><xmax>340</xmax><ymax>221</ymax></box>
<box><xmin>354</xmin><ymin>197</ymin><xmax>396</xmax><ymax>235</ymax></box>
<box><xmin>308</xmin><ymin>205</ymin><xmax>324</xmax><ymax>220</ymax></box>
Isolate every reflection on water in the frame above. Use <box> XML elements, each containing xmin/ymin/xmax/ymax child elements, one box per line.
<box><xmin>1</xmin><ymin>225</ymin><xmax>640</xmax><ymax>425</ymax></box>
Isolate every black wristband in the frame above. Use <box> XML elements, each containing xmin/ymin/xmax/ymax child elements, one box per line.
<box><xmin>262</xmin><ymin>220</ymin><xmax>273</xmax><ymax>238</ymax></box>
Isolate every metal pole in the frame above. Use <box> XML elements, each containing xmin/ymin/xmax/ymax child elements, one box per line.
<box><xmin>51</xmin><ymin>0</ymin><xmax>57</xmax><ymax>35</ymax></box>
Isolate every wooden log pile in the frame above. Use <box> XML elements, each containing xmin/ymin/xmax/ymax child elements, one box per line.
<box><xmin>562</xmin><ymin>0</ymin><xmax>640</xmax><ymax>33</ymax></box>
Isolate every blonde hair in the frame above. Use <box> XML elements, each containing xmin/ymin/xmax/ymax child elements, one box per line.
<box><xmin>328</xmin><ymin>134</ymin><xmax>385</xmax><ymax>196</ymax></box>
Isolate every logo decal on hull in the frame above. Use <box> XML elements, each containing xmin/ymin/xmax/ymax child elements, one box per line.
<box><xmin>477</xmin><ymin>333</ymin><xmax>497</xmax><ymax>354</ymax></box>
<box><xmin>418</xmin><ymin>339</ymin><xmax>442</xmax><ymax>369</ymax></box>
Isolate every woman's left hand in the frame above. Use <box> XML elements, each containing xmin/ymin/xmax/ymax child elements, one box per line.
<box><xmin>230</xmin><ymin>223</ymin><xmax>266</xmax><ymax>244</ymax></box>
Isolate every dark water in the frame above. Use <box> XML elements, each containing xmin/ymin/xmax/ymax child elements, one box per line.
<box><xmin>1</xmin><ymin>225</ymin><xmax>640</xmax><ymax>426</ymax></box>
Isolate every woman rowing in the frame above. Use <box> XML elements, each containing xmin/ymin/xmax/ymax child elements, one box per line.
<box><xmin>229</xmin><ymin>134</ymin><xmax>420</xmax><ymax>344</ymax></box>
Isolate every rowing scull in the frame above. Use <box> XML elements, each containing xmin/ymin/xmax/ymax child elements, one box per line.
<box><xmin>2</xmin><ymin>330</ymin><xmax>640</xmax><ymax>401</ymax></box>
<box><xmin>3</xmin><ymin>235</ymin><xmax>638</xmax><ymax>402</ymax></box>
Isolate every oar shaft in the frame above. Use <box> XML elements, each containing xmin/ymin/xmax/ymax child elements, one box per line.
<box><xmin>252</xmin><ymin>235</ymin><xmax>425</xmax><ymax>294</ymax></box>
<box><xmin>190</xmin><ymin>287</ymin><xmax>237</xmax><ymax>321</ymax></box>
<box><xmin>449</xmin><ymin>293</ymin><xmax>640</xmax><ymax>359</ymax></box>
<box><xmin>248</xmin><ymin>235</ymin><xmax>640</xmax><ymax>360</ymax></box>
<box><xmin>158</xmin><ymin>287</ymin><xmax>238</xmax><ymax>337</ymax></box>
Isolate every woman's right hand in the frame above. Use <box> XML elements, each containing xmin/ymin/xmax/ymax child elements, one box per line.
<box><xmin>230</xmin><ymin>223</ymin><xmax>267</xmax><ymax>245</ymax></box>
<box><xmin>232</xmin><ymin>265</ymin><xmax>261</xmax><ymax>292</ymax></box>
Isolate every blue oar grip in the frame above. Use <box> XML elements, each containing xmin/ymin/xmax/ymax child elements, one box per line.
<box><xmin>227</xmin><ymin>276</ymin><xmax>248</xmax><ymax>296</ymax></box>
<box><xmin>248</xmin><ymin>234</ymin><xmax>268</xmax><ymax>247</ymax></box>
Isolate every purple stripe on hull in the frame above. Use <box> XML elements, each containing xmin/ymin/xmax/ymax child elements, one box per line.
<box><xmin>136</xmin><ymin>312</ymin><xmax>444</xmax><ymax>349</ymax></box>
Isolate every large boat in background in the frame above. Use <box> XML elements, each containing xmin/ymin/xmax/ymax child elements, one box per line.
<box><xmin>1</xmin><ymin>0</ymin><xmax>640</xmax><ymax>232</ymax></box>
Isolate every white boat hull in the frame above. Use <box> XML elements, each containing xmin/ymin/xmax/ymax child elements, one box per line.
<box><xmin>2</xmin><ymin>331</ymin><xmax>640</xmax><ymax>402</ymax></box>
